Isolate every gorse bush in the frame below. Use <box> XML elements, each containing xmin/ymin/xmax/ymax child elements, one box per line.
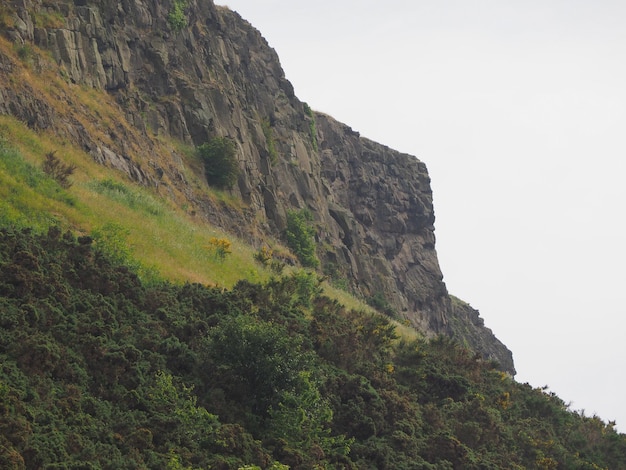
<box><xmin>0</xmin><ymin>225</ymin><xmax>625</xmax><ymax>469</ymax></box>
<box><xmin>198</xmin><ymin>136</ymin><xmax>239</xmax><ymax>189</ymax></box>
<box><xmin>206</xmin><ymin>237</ymin><xmax>232</xmax><ymax>261</ymax></box>
<box><xmin>285</xmin><ymin>208</ymin><xmax>319</xmax><ymax>268</ymax></box>
<box><xmin>253</xmin><ymin>245</ymin><xmax>273</xmax><ymax>266</ymax></box>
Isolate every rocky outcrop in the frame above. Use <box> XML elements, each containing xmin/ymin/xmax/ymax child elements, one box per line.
<box><xmin>447</xmin><ymin>297</ymin><xmax>516</xmax><ymax>374</ymax></box>
<box><xmin>0</xmin><ymin>0</ymin><xmax>514</xmax><ymax>372</ymax></box>
<box><xmin>315</xmin><ymin>115</ymin><xmax>449</xmax><ymax>333</ymax></box>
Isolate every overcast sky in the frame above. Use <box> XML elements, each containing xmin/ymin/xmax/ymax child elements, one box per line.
<box><xmin>218</xmin><ymin>0</ymin><xmax>626</xmax><ymax>431</ymax></box>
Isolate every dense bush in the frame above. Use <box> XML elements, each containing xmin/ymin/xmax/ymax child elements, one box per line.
<box><xmin>285</xmin><ymin>209</ymin><xmax>319</xmax><ymax>268</ymax></box>
<box><xmin>168</xmin><ymin>0</ymin><xmax>187</xmax><ymax>31</ymax></box>
<box><xmin>366</xmin><ymin>290</ymin><xmax>398</xmax><ymax>318</ymax></box>
<box><xmin>198</xmin><ymin>136</ymin><xmax>240</xmax><ymax>189</ymax></box>
<box><xmin>0</xmin><ymin>225</ymin><xmax>625</xmax><ymax>469</ymax></box>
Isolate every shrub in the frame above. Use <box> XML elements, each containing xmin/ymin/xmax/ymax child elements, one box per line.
<box><xmin>91</xmin><ymin>222</ymin><xmax>134</xmax><ymax>266</ymax></box>
<box><xmin>207</xmin><ymin>237</ymin><xmax>232</xmax><ymax>261</ymax></box>
<box><xmin>253</xmin><ymin>245</ymin><xmax>273</xmax><ymax>266</ymax></box>
<box><xmin>14</xmin><ymin>43</ymin><xmax>34</xmax><ymax>63</ymax></box>
<box><xmin>41</xmin><ymin>151</ymin><xmax>76</xmax><ymax>188</ymax></box>
<box><xmin>198</xmin><ymin>137</ymin><xmax>239</xmax><ymax>189</ymax></box>
<box><xmin>254</xmin><ymin>246</ymin><xmax>285</xmax><ymax>273</ymax></box>
<box><xmin>285</xmin><ymin>209</ymin><xmax>319</xmax><ymax>268</ymax></box>
<box><xmin>168</xmin><ymin>0</ymin><xmax>187</xmax><ymax>32</ymax></box>
<box><xmin>366</xmin><ymin>291</ymin><xmax>398</xmax><ymax>318</ymax></box>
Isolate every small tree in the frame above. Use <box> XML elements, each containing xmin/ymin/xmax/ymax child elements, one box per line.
<box><xmin>198</xmin><ymin>137</ymin><xmax>239</xmax><ymax>189</ymax></box>
<box><xmin>41</xmin><ymin>151</ymin><xmax>76</xmax><ymax>188</ymax></box>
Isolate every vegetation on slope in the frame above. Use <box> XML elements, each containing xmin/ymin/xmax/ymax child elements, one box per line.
<box><xmin>0</xmin><ymin>121</ymin><xmax>272</xmax><ymax>288</ymax></box>
<box><xmin>0</xmin><ymin>24</ymin><xmax>625</xmax><ymax>469</ymax></box>
<box><xmin>1</xmin><ymin>226</ymin><xmax>625</xmax><ymax>469</ymax></box>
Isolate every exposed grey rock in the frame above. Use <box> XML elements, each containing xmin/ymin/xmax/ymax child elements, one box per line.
<box><xmin>0</xmin><ymin>0</ymin><xmax>514</xmax><ymax>373</ymax></box>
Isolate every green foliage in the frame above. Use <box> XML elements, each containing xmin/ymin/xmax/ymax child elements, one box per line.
<box><xmin>0</xmin><ymin>224</ymin><xmax>625</xmax><ymax>469</ymax></box>
<box><xmin>13</xmin><ymin>43</ymin><xmax>34</xmax><ymax>63</ymax></box>
<box><xmin>253</xmin><ymin>245</ymin><xmax>273</xmax><ymax>265</ymax></box>
<box><xmin>206</xmin><ymin>236</ymin><xmax>232</xmax><ymax>261</ymax></box>
<box><xmin>89</xmin><ymin>178</ymin><xmax>164</xmax><ymax>216</ymax></box>
<box><xmin>198</xmin><ymin>136</ymin><xmax>240</xmax><ymax>189</ymax></box>
<box><xmin>168</xmin><ymin>0</ymin><xmax>187</xmax><ymax>32</ymax></box>
<box><xmin>91</xmin><ymin>221</ymin><xmax>134</xmax><ymax>266</ymax></box>
<box><xmin>203</xmin><ymin>314</ymin><xmax>312</xmax><ymax>420</ymax></box>
<box><xmin>366</xmin><ymin>290</ymin><xmax>398</xmax><ymax>318</ymax></box>
<box><xmin>261</xmin><ymin>119</ymin><xmax>278</xmax><ymax>163</ymax></box>
<box><xmin>323</xmin><ymin>262</ymin><xmax>349</xmax><ymax>290</ymax></box>
<box><xmin>253</xmin><ymin>245</ymin><xmax>286</xmax><ymax>273</ymax></box>
<box><xmin>0</xmin><ymin>139</ymin><xmax>75</xmax><ymax>228</ymax></box>
<box><xmin>285</xmin><ymin>208</ymin><xmax>319</xmax><ymax>268</ymax></box>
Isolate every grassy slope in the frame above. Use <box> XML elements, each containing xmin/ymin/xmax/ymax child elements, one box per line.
<box><xmin>0</xmin><ymin>115</ymin><xmax>263</xmax><ymax>287</ymax></box>
<box><xmin>0</xmin><ymin>31</ymin><xmax>274</xmax><ymax>287</ymax></box>
<box><xmin>0</xmin><ymin>35</ymin><xmax>406</xmax><ymax>333</ymax></box>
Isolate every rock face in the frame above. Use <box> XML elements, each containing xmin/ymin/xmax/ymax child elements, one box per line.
<box><xmin>0</xmin><ymin>0</ymin><xmax>514</xmax><ymax>373</ymax></box>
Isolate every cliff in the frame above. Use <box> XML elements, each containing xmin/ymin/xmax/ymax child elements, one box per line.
<box><xmin>0</xmin><ymin>0</ymin><xmax>514</xmax><ymax>373</ymax></box>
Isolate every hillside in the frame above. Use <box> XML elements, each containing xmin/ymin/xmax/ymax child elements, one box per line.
<box><xmin>1</xmin><ymin>226</ymin><xmax>625</xmax><ymax>469</ymax></box>
<box><xmin>0</xmin><ymin>0</ymin><xmax>514</xmax><ymax>372</ymax></box>
<box><xmin>2</xmin><ymin>0</ymin><xmax>625</xmax><ymax>468</ymax></box>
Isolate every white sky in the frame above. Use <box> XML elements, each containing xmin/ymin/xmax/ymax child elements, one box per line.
<box><xmin>218</xmin><ymin>0</ymin><xmax>626</xmax><ymax>431</ymax></box>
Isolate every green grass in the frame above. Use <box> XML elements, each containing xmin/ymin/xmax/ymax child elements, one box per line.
<box><xmin>88</xmin><ymin>178</ymin><xmax>164</xmax><ymax>217</ymax></box>
<box><xmin>0</xmin><ymin>138</ymin><xmax>76</xmax><ymax>229</ymax></box>
<box><xmin>0</xmin><ymin>122</ymin><xmax>273</xmax><ymax>288</ymax></box>
<box><xmin>77</xmin><ymin>175</ymin><xmax>270</xmax><ymax>287</ymax></box>
<box><xmin>321</xmin><ymin>281</ymin><xmax>421</xmax><ymax>342</ymax></box>
<box><xmin>0</xmin><ymin>114</ymin><xmax>409</xmax><ymax>329</ymax></box>
<box><xmin>0</xmin><ymin>122</ymin><xmax>412</xmax><ymax>328</ymax></box>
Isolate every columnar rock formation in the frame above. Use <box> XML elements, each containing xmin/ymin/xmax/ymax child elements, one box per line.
<box><xmin>0</xmin><ymin>0</ymin><xmax>514</xmax><ymax>373</ymax></box>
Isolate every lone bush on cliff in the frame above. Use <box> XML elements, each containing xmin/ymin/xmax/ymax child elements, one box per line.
<box><xmin>285</xmin><ymin>209</ymin><xmax>319</xmax><ymax>268</ymax></box>
<box><xmin>198</xmin><ymin>136</ymin><xmax>239</xmax><ymax>189</ymax></box>
<box><xmin>168</xmin><ymin>0</ymin><xmax>187</xmax><ymax>31</ymax></box>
